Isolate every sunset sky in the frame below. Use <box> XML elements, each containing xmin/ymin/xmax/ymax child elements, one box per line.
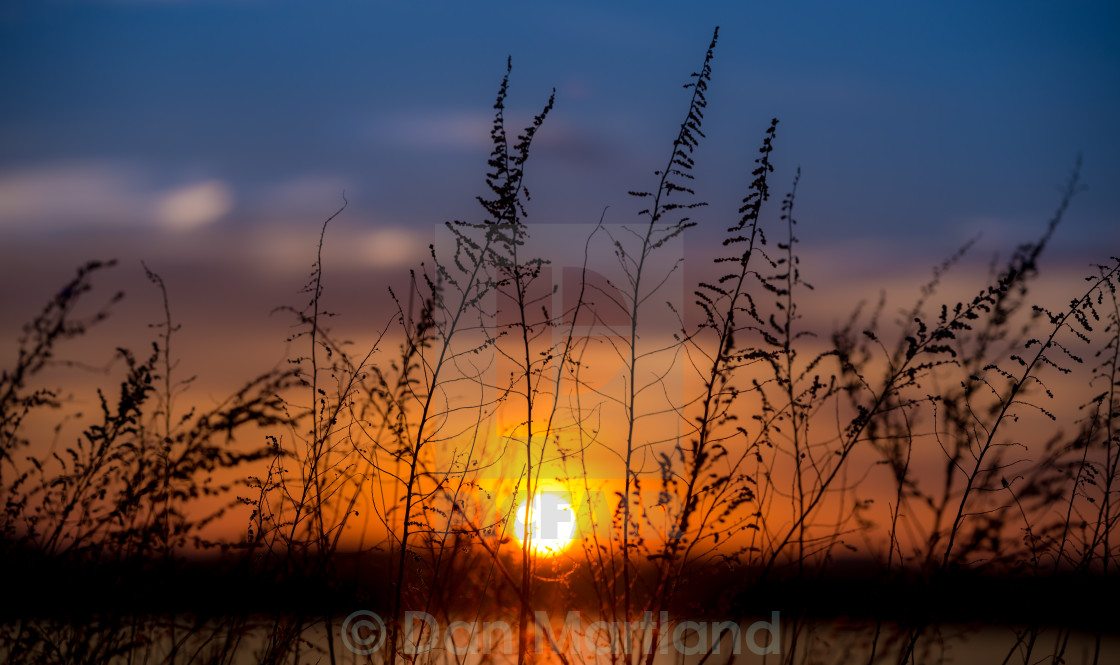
<box><xmin>2</xmin><ymin>0</ymin><xmax>1118</xmax><ymax>394</ymax></box>
<box><xmin>2</xmin><ymin>0</ymin><xmax>1120</xmax><ymax>597</ymax></box>
<box><xmin>5</xmin><ymin>13</ymin><xmax>1120</xmax><ymax>664</ymax></box>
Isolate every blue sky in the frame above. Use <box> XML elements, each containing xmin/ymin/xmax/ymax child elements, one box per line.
<box><xmin>2</xmin><ymin>0</ymin><xmax>1119</xmax><ymax>346</ymax></box>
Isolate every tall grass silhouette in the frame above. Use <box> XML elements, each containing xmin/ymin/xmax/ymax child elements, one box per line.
<box><xmin>2</xmin><ymin>27</ymin><xmax>1119</xmax><ymax>665</ymax></box>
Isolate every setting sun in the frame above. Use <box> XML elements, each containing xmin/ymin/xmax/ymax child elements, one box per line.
<box><xmin>513</xmin><ymin>487</ymin><xmax>578</xmax><ymax>556</ymax></box>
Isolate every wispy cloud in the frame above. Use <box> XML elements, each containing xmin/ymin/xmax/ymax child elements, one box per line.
<box><xmin>365</xmin><ymin>110</ymin><xmax>494</xmax><ymax>151</ymax></box>
<box><xmin>0</xmin><ymin>163</ymin><xmax>147</xmax><ymax>228</ymax></box>
<box><xmin>249</xmin><ymin>222</ymin><xmax>429</xmax><ymax>274</ymax></box>
<box><xmin>155</xmin><ymin>180</ymin><xmax>233</xmax><ymax>231</ymax></box>
<box><xmin>0</xmin><ymin>162</ymin><xmax>234</xmax><ymax>232</ymax></box>
<box><xmin>361</xmin><ymin>107</ymin><xmax>620</xmax><ymax>174</ymax></box>
<box><xmin>248</xmin><ymin>175</ymin><xmax>353</xmax><ymax>218</ymax></box>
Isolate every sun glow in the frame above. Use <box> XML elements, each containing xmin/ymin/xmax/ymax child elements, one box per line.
<box><xmin>513</xmin><ymin>487</ymin><xmax>578</xmax><ymax>556</ymax></box>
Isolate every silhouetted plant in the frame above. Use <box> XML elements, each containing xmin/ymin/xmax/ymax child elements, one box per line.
<box><xmin>0</xmin><ymin>260</ymin><xmax>296</xmax><ymax>665</ymax></box>
<box><xmin>4</xmin><ymin>27</ymin><xmax>1120</xmax><ymax>665</ymax></box>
